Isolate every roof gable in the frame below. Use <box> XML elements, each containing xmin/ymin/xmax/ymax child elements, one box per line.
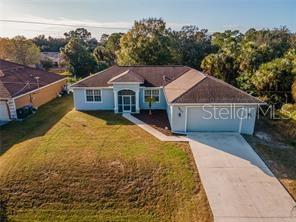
<box><xmin>108</xmin><ymin>69</ymin><xmax>144</xmax><ymax>84</ymax></box>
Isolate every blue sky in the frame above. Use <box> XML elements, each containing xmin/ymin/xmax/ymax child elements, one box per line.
<box><xmin>0</xmin><ymin>0</ymin><xmax>295</xmax><ymax>38</ymax></box>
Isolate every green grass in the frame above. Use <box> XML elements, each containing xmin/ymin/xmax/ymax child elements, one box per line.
<box><xmin>0</xmin><ymin>96</ymin><xmax>212</xmax><ymax>221</ymax></box>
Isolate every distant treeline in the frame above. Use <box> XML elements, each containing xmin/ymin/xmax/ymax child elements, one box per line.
<box><xmin>1</xmin><ymin>18</ymin><xmax>295</xmax><ymax>104</ymax></box>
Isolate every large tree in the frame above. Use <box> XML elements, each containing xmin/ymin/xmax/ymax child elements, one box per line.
<box><xmin>251</xmin><ymin>51</ymin><xmax>296</xmax><ymax>103</ymax></box>
<box><xmin>0</xmin><ymin>36</ymin><xmax>40</xmax><ymax>65</ymax></box>
<box><xmin>117</xmin><ymin>18</ymin><xmax>172</xmax><ymax>65</ymax></box>
<box><xmin>32</xmin><ymin>35</ymin><xmax>67</xmax><ymax>52</ymax></box>
<box><xmin>93</xmin><ymin>33</ymin><xmax>123</xmax><ymax>68</ymax></box>
<box><xmin>169</xmin><ymin>26</ymin><xmax>214</xmax><ymax>69</ymax></box>
<box><xmin>61</xmin><ymin>37</ymin><xmax>97</xmax><ymax>77</ymax></box>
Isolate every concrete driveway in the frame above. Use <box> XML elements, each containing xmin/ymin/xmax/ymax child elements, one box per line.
<box><xmin>188</xmin><ymin>133</ymin><xmax>296</xmax><ymax>222</ymax></box>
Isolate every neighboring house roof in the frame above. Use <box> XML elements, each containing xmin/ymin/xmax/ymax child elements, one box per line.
<box><xmin>71</xmin><ymin>65</ymin><xmax>263</xmax><ymax>104</ymax></box>
<box><xmin>0</xmin><ymin>59</ymin><xmax>66</xmax><ymax>98</ymax></box>
<box><xmin>40</xmin><ymin>52</ymin><xmax>62</xmax><ymax>63</ymax></box>
<box><xmin>108</xmin><ymin>69</ymin><xmax>144</xmax><ymax>84</ymax></box>
<box><xmin>72</xmin><ymin>65</ymin><xmax>190</xmax><ymax>87</ymax></box>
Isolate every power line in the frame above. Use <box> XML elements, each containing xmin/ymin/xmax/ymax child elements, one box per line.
<box><xmin>0</xmin><ymin>19</ymin><xmax>129</xmax><ymax>30</ymax></box>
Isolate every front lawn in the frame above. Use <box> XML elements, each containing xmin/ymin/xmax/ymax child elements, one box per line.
<box><xmin>0</xmin><ymin>96</ymin><xmax>212</xmax><ymax>221</ymax></box>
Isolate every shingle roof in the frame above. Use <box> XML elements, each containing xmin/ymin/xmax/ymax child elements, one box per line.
<box><xmin>164</xmin><ymin>69</ymin><xmax>206</xmax><ymax>103</ymax></box>
<box><xmin>71</xmin><ymin>65</ymin><xmax>263</xmax><ymax>104</ymax></box>
<box><xmin>0</xmin><ymin>59</ymin><xmax>66</xmax><ymax>98</ymax></box>
<box><xmin>108</xmin><ymin>70</ymin><xmax>144</xmax><ymax>83</ymax></box>
<box><xmin>172</xmin><ymin>75</ymin><xmax>264</xmax><ymax>104</ymax></box>
<box><xmin>71</xmin><ymin>65</ymin><xmax>190</xmax><ymax>87</ymax></box>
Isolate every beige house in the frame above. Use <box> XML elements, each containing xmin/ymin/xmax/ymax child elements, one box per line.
<box><xmin>0</xmin><ymin>59</ymin><xmax>67</xmax><ymax>121</ymax></box>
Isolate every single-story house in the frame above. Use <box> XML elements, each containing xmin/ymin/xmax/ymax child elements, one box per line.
<box><xmin>71</xmin><ymin>65</ymin><xmax>264</xmax><ymax>134</ymax></box>
<box><xmin>0</xmin><ymin>59</ymin><xmax>67</xmax><ymax>121</ymax></box>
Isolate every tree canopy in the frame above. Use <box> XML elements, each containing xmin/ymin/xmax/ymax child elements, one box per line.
<box><xmin>0</xmin><ymin>36</ymin><xmax>40</xmax><ymax>65</ymax></box>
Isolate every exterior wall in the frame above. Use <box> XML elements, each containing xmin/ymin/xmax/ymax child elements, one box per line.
<box><xmin>139</xmin><ymin>87</ymin><xmax>167</xmax><ymax>110</ymax></box>
<box><xmin>0</xmin><ymin>100</ymin><xmax>10</xmax><ymax>121</ymax></box>
<box><xmin>73</xmin><ymin>88</ymin><xmax>114</xmax><ymax>110</ymax></box>
<box><xmin>170</xmin><ymin>105</ymin><xmax>187</xmax><ymax>132</ymax></box>
<box><xmin>14</xmin><ymin>79</ymin><xmax>67</xmax><ymax>109</ymax></box>
<box><xmin>240</xmin><ymin>105</ymin><xmax>258</xmax><ymax>134</ymax></box>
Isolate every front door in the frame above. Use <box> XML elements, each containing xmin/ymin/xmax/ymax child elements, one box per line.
<box><xmin>123</xmin><ymin>95</ymin><xmax>131</xmax><ymax>112</ymax></box>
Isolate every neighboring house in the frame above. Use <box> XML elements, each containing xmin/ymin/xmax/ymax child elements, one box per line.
<box><xmin>0</xmin><ymin>59</ymin><xmax>67</xmax><ymax>121</ymax></box>
<box><xmin>71</xmin><ymin>65</ymin><xmax>264</xmax><ymax>134</ymax></box>
<box><xmin>40</xmin><ymin>52</ymin><xmax>63</xmax><ymax>66</ymax></box>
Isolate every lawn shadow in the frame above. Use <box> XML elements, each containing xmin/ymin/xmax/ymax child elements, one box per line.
<box><xmin>0</xmin><ymin>95</ymin><xmax>73</xmax><ymax>155</ymax></box>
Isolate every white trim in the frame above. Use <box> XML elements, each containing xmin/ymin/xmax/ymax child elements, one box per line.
<box><xmin>143</xmin><ymin>88</ymin><xmax>161</xmax><ymax>104</ymax></box>
<box><xmin>111</xmin><ymin>82</ymin><xmax>142</xmax><ymax>85</ymax></box>
<box><xmin>12</xmin><ymin>78</ymin><xmax>67</xmax><ymax>99</ymax></box>
<box><xmin>184</xmin><ymin>106</ymin><xmax>188</xmax><ymax>133</ymax></box>
<box><xmin>71</xmin><ymin>86</ymin><xmax>112</xmax><ymax>89</ymax></box>
<box><xmin>239</xmin><ymin>115</ymin><xmax>243</xmax><ymax>133</ymax></box>
<box><xmin>84</xmin><ymin>89</ymin><xmax>103</xmax><ymax>103</ymax></box>
<box><xmin>169</xmin><ymin>103</ymin><xmax>263</xmax><ymax>106</ymax></box>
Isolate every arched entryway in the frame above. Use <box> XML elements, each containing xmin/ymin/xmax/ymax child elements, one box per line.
<box><xmin>118</xmin><ymin>89</ymin><xmax>136</xmax><ymax>112</ymax></box>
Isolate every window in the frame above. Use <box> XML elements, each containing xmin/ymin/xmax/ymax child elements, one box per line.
<box><xmin>144</xmin><ymin>89</ymin><xmax>160</xmax><ymax>103</ymax></box>
<box><xmin>86</xmin><ymin>89</ymin><xmax>101</xmax><ymax>102</ymax></box>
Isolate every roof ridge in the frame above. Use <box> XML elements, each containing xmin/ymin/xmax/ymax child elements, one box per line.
<box><xmin>117</xmin><ymin>65</ymin><xmax>186</xmax><ymax>67</ymax></box>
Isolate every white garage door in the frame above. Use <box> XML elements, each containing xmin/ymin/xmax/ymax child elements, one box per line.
<box><xmin>0</xmin><ymin>101</ymin><xmax>10</xmax><ymax>121</ymax></box>
<box><xmin>187</xmin><ymin>106</ymin><xmax>242</xmax><ymax>132</ymax></box>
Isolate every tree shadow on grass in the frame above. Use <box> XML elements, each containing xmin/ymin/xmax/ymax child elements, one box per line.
<box><xmin>0</xmin><ymin>95</ymin><xmax>73</xmax><ymax>155</ymax></box>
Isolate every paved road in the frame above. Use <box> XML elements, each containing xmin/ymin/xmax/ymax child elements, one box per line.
<box><xmin>188</xmin><ymin>133</ymin><xmax>296</xmax><ymax>222</ymax></box>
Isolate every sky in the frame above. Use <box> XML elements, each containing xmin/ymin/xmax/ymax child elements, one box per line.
<box><xmin>0</xmin><ymin>0</ymin><xmax>295</xmax><ymax>39</ymax></box>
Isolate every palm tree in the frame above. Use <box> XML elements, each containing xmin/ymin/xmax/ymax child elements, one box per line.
<box><xmin>145</xmin><ymin>96</ymin><xmax>156</xmax><ymax>115</ymax></box>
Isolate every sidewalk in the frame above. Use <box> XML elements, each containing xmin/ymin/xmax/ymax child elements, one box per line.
<box><xmin>122</xmin><ymin>113</ymin><xmax>189</xmax><ymax>142</ymax></box>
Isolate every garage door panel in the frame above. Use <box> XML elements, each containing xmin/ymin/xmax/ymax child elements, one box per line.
<box><xmin>187</xmin><ymin>107</ymin><xmax>241</xmax><ymax>132</ymax></box>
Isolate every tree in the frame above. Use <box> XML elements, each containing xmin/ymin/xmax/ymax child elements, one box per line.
<box><xmin>201</xmin><ymin>53</ymin><xmax>239</xmax><ymax>85</ymax></box>
<box><xmin>0</xmin><ymin>38</ymin><xmax>16</xmax><ymax>60</ymax></box>
<box><xmin>40</xmin><ymin>58</ymin><xmax>54</xmax><ymax>71</ymax></box>
<box><xmin>251</xmin><ymin>57</ymin><xmax>295</xmax><ymax>103</ymax></box>
<box><xmin>64</xmin><ymin>28</ymin><xmax>92</xmax><ymax>42</ymax></box>
<box><xmin>61</xmin><ymin>37</ymin><xmax>97</xmax><ymax>77</ymax></box>
<box><xmin>169</xmin><ymin>26</ymin><xmax>214</xmax><ymax>68</ymax></box>
<box><xmin>32</xmin><ymin>35</ymin><xmax>67</xmax><ymax>52</ymax></box>
<box><xmin>117</xmin><ymin>18</ymin><xmax>172</xmax><ymax>65</ymax></box>
<box><xmin>145</xmin><ymin>96</ymin><xmax>156</xmax><ymax>115</ymax></box>
<box><xmin>93</xmin><ymin>33</ymin><xmax>123</xmax><ymax>67</ymax></box>
<box><xmin>0</xmin><ymin>36</ymin><xmax>40</xmax><ymax>65</ymax></box>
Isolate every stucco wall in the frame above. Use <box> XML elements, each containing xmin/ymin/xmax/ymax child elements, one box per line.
<box><xmin>73</xmin><ymin>88</ymin><xmax>114</xmax><ymax>110</ymax></box>
<box><xmin>139</xmin><ymin>88</ymin><xmax>167</xmax><ymax>110</ymax></box>
<box><xmin>14</xmin><ymin>79</ymin><xmax>67</xmax><ymax>109</ymax></box>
